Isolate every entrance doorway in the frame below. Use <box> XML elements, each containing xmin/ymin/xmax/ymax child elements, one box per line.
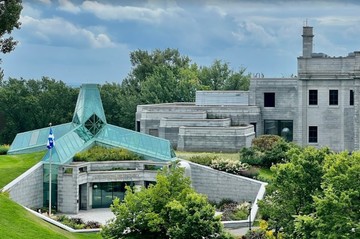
<box><xmin>92</xmin><ymin>182</ymin><xmax>133</xmax><ymax>208</ymax></box>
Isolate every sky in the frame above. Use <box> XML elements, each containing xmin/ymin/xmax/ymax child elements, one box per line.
<box><xmin>3</xmin><ymin>0</ymin><xmax>360</xmax><ymax>85</ymax></box>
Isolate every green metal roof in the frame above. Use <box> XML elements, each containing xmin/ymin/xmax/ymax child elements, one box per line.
<box><xmin>9</xmin><ymin>84</ymin><xmax>176</xmax><ymax>164</ymax></box>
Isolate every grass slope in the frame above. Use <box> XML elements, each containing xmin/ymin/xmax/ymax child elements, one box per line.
<box><xmin>0</xmin><ymin>152</ymin><xmax>101</xmax><ymax>239</ymax></box>
<box><xmin>0</xmin><ymin>151</ymin><xmax>45</xmax><ymax>188</ymax></box>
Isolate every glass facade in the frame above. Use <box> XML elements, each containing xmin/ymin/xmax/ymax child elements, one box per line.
<box><xmin>43</xmin><ymin>164</ymin><xmax>59</xmax><ymax>210</ymax></box>
<box><xmin>92</xmin><ymin>182</ymin><xmax>133</xmax><ymax>208</ymax></box>
<box><xmin>264</xmin><ymin>120</ymin><xmax>293</xmax><ymax>141</ymax></box>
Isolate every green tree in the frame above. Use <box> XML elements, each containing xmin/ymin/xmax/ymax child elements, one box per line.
<box><xmin>102</xmin><ymin>166</ymin><xmax>232</xmax><ymax>239</ymax></box>
<box><xmin>259</xmin><ymin>147</ymin><xmax>329</xmax><ymax>237</ymax></box>
<box><xmin>295</xmin><ymin>151</ymin><xmax>360</xmax><ymax>238</ymax></box>
<box><xmin>0</xmin><ymin>0</ymin><xmax>22</xmax><ymax>75</ymax></box>
<box><xmin>0</xmin><ymin>77</ymin><xmax>78</xmax><ymax>144</ymax></box>
<box><xmin>199</xmin><ymin>60</ymin><xmax>250</xmax><ymax>91</ymax></box>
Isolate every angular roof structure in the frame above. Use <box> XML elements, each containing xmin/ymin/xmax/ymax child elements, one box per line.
<box><xmin>8</xmin><ymin>84</ymin><xmax>176</xmax><ymax>164</ymax></box>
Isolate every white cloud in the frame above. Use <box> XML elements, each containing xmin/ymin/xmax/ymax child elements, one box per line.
<box><xmin>37</xmin><ymin>0</ymin><xmax>51</xmax><ymax>5</ymax></box>
<box><xmin>58</xmin><ymin>0</ymin><xmax>81</xmax><ymax>14</ymax></box>
<box><xmin>81</xmin><ymin>1</ymin><xmax>180</xmax><ymax>23</ymax></box>
<box><xmin>20</xmin><ymin>15</ymin><xmax>116</xmax><ymax>49</ymax></box>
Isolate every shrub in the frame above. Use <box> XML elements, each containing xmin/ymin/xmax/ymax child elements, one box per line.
<box><xmin>73</xmin><ymin>146</ymin><xmax>142</xmax><ymax>162</ymax></box>
<box><xmin>188</xmin><ymin>155</ymin><xmax>218</xmax><ymax>166</ymax></box>
<box><xmin>0</xmin><ymin>144</ymin><xmax>10</xmax><ymax>155</ymax></box>
<box><xmin>252</xmin><ymin>135</ymin><xmax>282</xmax><ymax>152</ymax></box>
<box><xmin>239</xmin><ymin>147</ymin><xmax>263</xmax><ymax>166</ymax></box>
<box><xmin>210</xmin><ymin>158</ymin><xmax>250</xmax><ymax>175</ymax></box>
<box><xmin>220</xmin><ymin>201</ymin><xmax>250</xmax><ymax>221</ymax></box>
<box><xmin>239</xmin><ymin>167</ymin><xmax>260</xmax><ymax>179</ymax></box>
<box><xmin>55</xmin><ymin>215</ymin><xmax>101</xmax><ymax>229</ymax></box>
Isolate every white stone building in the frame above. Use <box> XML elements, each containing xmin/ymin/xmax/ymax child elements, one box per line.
<box><xmin>136</xmin><ymin>26</ymin><xmax>360</xmax><ymax>152</ymax></box>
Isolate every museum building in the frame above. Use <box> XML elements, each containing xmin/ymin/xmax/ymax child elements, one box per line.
<box><xmin>136</xmin><ymin>26</ymin><xmax>360</xmax><ymax>152</ymax></box>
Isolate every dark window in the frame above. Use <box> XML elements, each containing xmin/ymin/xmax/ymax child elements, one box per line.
<box><xmin>309</xmin><ymin>90</ymin><xmax>318</xmax><ymax>105</ymax></box>
<box><xmin>309</xmin><ymin>126</ymin><xmax>318</xmax><ymax>143</ymax></box>
<box><xmin>350</xmin><ymin>90</ymin><xmax>354</xmax><ymax>106</ymax></box>
<box><xmin>264</xmin><ymin>93</ymin><xmax>275</xmax><ymax>107</ymax></box>
<box><xmin>329</xmin><ymin>90</ymin><xmax>338</xmax><ymax>105</ymax></box>
<box><xmin>264</xmin><ymin>120</ymin><xmax>293</xmax><ymax>141</ymax></box>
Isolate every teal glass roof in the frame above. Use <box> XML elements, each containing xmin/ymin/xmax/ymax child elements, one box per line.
<box><xmin>8</xmin><ymin>123</ymin><xmax>74</xmax><ymax>154</ymax></box>
<box><xmin>72</xmin><ymin>84</ymin><xmax>107</xmax><ymax>125</ymax></box>
<box><xmin>97</xmin><ymin>125</ymin><xmax>175</xmax><ymax>162</ymax></box>
<box><xmin>9</xmin><ymin>84</ymin><xmax>176</xmax><ymax>164</ymax></box>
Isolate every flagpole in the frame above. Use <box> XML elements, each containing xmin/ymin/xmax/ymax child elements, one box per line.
<box><xmin>48</xmin><ymin>123</ymin><xmax>52</xmax><ymax>216</ymax></box>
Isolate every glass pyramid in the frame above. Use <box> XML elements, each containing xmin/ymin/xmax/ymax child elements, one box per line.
<box><xmin>8</xmin><ymin>84</ymin><xmax>176</xmax><ymax>164</ymax></box>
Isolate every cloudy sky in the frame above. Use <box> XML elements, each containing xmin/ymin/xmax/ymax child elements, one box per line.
<box><xmin>2</xmin><ymin>0</ymin><xmax>360</xmax><ymax>85</ymax></box>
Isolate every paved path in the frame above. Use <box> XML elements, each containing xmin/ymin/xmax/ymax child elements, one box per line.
<box><xmin>65</xmin><ymin>208</ymin><xmax>255</xmax><ymax>236</ymax></box>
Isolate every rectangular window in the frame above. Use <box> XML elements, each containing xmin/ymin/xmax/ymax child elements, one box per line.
<box><xmin>264</xmin><ymin>92</ymin><xmax>275</xmax><ymax>107</ymax></box>
<box><xmin>309</xmin><ymin>126</ymin><xmax>318</xmax><ymax>143</ymax></box>
<box><xmin>264</xmin><ymin>120</ymin><xmax>293</xmax><ymax>141</ymax></box>
<box><xmin>329</xmin><ymin>90</ymin><xmax>338</xmax><ymax>105</ymax></box>
<box><xmin>309</xmin><ymin>90</ymin><xmax>318</xmax><ymax>105</ymax></box>
<box><xmin>350</xmin><ymin>90</ymin><xmax>354</xmax><ymax>106</ymax></box>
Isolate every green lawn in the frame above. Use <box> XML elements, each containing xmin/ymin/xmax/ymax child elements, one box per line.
<box><xmin>0</xmin><ymin>152</ymin><xmax>102</xmax><ymax>239</ymax></box>
<box><xmin>176</xmin><ymin>151</ymin><xmax>240</xmax><ymax>161</ymax></box>
<box><xmin>0</xmin><ymin>151</ymin><xmax>45</xmax><ymax>188</ymax></box>
<box><xmin>176</xmin><ymin>150</ymin><xmax>274</xmax><ymax>183</ymax></box>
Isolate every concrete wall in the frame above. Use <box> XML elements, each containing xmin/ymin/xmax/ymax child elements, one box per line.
<box><xmin>177</xmin><ymin>125</ymin><xmax>255</xmax><ymax>152</ymax></box>
<box><xmin>298</xmin><ymin>78</ymin><xmax>356</xmax><ymax>151</ymax></box>
<box><xmin>188</xmin><ymin>161</ymin><xmax>266</xmax><ymax>203</ymax></box>
<box><xmin>249</xmin><ymin>78</ymin><xmax>298</xmax><ymax>137</ymax></box>
<box><xmin>2</xmin><ymin>162</ymin><xmax>43</xmax><ymax>209</ymax></box>
<box><xmin>57</xmin><ymin>161</ymin><xmax>167</xmax><ymax>214</ymax></box>
<box><xmin>159</xmin><ymin>118</ymin><xmax>232</xmax><ymax>149</ymax></box>
<box><xmin>196</xmin><ymin>91</ymin><xmax>249</xmax><ymax>106</ymax></box>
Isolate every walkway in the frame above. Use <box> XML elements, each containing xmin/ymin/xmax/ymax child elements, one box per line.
<box><xmin>65</xmin><ymin>208</ymin><xmax>253</xmax><ymax>236</ymax></box>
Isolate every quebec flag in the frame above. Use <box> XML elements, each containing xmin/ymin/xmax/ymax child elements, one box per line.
<box><xmin>47</xmin><ymin>127</ymin><xmax>55</xmax><ymax>149</ymax></box>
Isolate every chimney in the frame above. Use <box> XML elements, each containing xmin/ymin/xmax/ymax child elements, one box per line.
<box><xmin>302</xmin><ymin>26</ymin><xmax>314</xmax><ymax>58</ymax></box>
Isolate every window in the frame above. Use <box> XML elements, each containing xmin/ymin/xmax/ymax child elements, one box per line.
<box><xmin>308</xmin><ymin>126</ymin><xmax>318</xmax><ymax>143</ymax></box>
<box><xmin>309</xmin><ymin>90</ymin><xmax>318</xmax><ymax>105</ymax></box>
<box><xmin>329</xmin><ymin>90</ymin><xmax>338</xmax><ymax>105</ymax></box>
<box><xmin>264</xmin><ymin>93</ymin><xmax>275</xmax><ymax>107</ymax></box>
<box><xmin>350</xmin><ymin>90</ymin><xmax>354</xmax><ymax>106</ymax></box>
<box><xmin>264</xmin><ymin>120</ymin><xmax>293</xmax><ymax>141</ymax></box>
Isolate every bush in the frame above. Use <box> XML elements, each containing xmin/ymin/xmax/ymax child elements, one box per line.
<box><xmin>239</xmin><ymin>167</ymin><xmax>260</xmax><ymax>179</ymax></box>
<box><xmin>252</xmin><ymin>135</ymin><xmax>282</xmax><ymax>152</ymax></box>
<box><xmin>188</xmin><ymin>155</ymin><xmax>218</xmax><ymax>166</ymax></box>
<box><xmin>210</xmin><ymin>158</ymin><xmax>250</xmax><ymax>175</ymax></box>
<box><xmin>220</xmin><ymin>201</ymin><xmax>250</xmax><ymax>221</ymax></box>
<box><xmin>56</xmin><ymin>215</ymin><xmax>100</xmax><ymax>229</ymax></box>
<box><xmin>239</xmin><ymin>147</ymin><xmax>263</xmax><ymax>166</ymax></box>
<box><xmin>73</xmin><ymin>146</ymin><xmax>142</xmax><ymax>162</ymax></box>
<box><xmin>0</xmin><ymin>144</ymin><xmax>9</xmax><ymax>155</ymax></box>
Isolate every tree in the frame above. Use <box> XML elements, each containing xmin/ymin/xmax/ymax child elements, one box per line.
<box><xmin>0</xmin><ymin>77</ymin><xmax>78</xmax><ymax>144</ymax></box>
<box><xmin>0</xmin><ymin>0</ymin><xmax>22</xmax><ymax>74</ymax></box>
<box><xmin>294</xmin><ymin>151</ymin><xmax>360</xmax><ymax>238</ymax></box>
<box><xmin>199</xmin><ymin>60</ymin><xmax>250</xmax><ymax>91</ymax></box>
<box><xmin>259</xmin><ymin>147</ymin><xmax>329</xmax><ymax>237</ymax></box>
<box><xmin>101</xmin><ymin>166</ymin><xmax>232</xmax><ymax>239</ymax></box>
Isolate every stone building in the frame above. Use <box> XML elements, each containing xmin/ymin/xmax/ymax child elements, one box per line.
<box><xmin>136</xmin><ymin>26</ymin><xmax>360</xmax><ymax>152</ymax></box>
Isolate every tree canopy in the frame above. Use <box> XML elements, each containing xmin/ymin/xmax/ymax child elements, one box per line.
<box><xmin>0</xmin><ymin>77</ymin><xmax>78</xmax><ymax>143</ymax></box>
<box><xmin>0</xmin><ymin>0</ymin><xmax>22</xmax><ymax>77</ymax></box>
<box><xmin>258</xmin><ymin>146</ymin><xmax>360</xmax><ymax>238</ymax></box>
<box><xmin>101</xmin><ymin>166</ymin><xmax>233</xmax><ymax>239</ymax></box>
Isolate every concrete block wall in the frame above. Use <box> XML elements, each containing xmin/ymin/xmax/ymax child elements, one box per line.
<box><xmin>2</xmin><ymin>162</ymin><xmax>43</xmax><ymax>209</ymax></box>
<box><xmin>196</xmin><ymin>91</ymin><xmax>249</xmax><ymax>106</ymax></box>
<box><xmin>158</xmin><ymin>118</ymin><xmax>232</xmax><ymax>149</ymax></box>
<box><xmin>298</xmin><ymin>78</ymin><xmax>356</xmax><ymax>151</ymax></box>
<box><xmin>177</xmin><ymin>126</ymin><xmax>255</xmax><ymax>152</ymax></box>
<box><xmin>57</xmin><ymin>167</ymin><xmax>79</xmax><ymax>213</ymax></box>
<box><xmin>250</xmin><ymin>78</ymin><xmax>298</xmax><ymax>136</ymax></box>
<box><xmin>188</xmin><ymin>161</ymin><xmax>265</xmax><ymax>203</ymax></box>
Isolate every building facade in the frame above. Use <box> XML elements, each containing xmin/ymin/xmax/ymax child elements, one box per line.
<box><xmin>136</xmin><ymin>26</ymin><xmax>360</xmax><ymax>152</ymax></box>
